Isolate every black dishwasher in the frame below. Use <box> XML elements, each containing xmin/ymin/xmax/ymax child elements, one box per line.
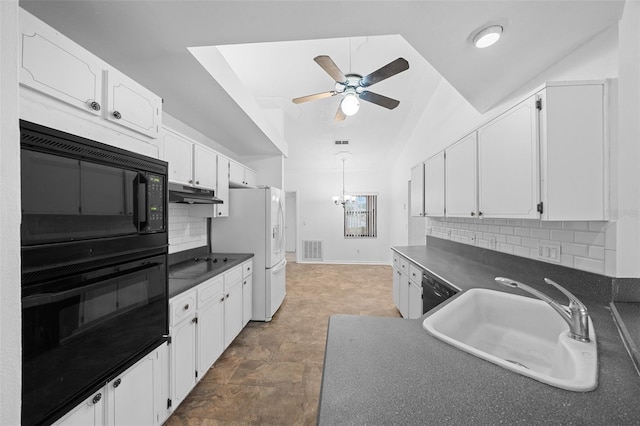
<box><xmin>422</xmin><ymin>270</ymin><xmax>459</xmax><ymax>313</ymax></box>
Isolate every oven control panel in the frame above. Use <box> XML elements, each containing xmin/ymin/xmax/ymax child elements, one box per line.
<box><xmin>145</xmin><ymin>173</ymin><xmax>165</xmax><ymax>232</ymax></box>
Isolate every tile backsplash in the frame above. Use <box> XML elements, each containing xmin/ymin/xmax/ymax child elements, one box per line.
<box><xmin>424</xmin><ymin>217</ymin><xmax>616</xmax><ymax>277</ymax></box>
<box><xmin>168</xmin><ymin>204</ymin><xmax>206</xmax><ymax>254</ymax></box>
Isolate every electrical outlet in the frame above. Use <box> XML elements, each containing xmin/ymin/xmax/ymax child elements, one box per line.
<box><xmin>537</xmin><ymin>243</ymin><xmax>561</xmax><ymax>263</ymax></box>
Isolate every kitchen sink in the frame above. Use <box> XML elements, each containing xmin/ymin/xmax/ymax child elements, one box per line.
<box><xmin>422</xmin><ymin>288</ymin><xmax>597</xmax><ymax>391</ymax></box>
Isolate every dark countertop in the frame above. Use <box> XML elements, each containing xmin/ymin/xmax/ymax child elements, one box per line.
<box><xmin>317</xmin><ymin>244</ymin><xmax>640</xmax><ymax>425</ymax></box>
<box><xmin>168</xmin><ymin>251</ymin><xmax>253</xmax><ymax>298</ymax></box>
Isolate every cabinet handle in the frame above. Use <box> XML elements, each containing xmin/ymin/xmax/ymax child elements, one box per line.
<box><xmin>478</xmin><ymin>211</ymin><xmax>483</xmax><ymax>217</ymax></box>
<box><xmin>220</xmin><ymin>297</ymin><xmax>225</xmax><ymax>302</ymax></box>
<box><xmin>88</xmin><ymin>101</ymin><xmax>101</xmax><ymax>111</ymax></box>
<box><xmin>470</xmin><ymin>212</ymin><xmax>475</xmax><ymax>217</ymax></box>
<box><xmin>191</xmin><ymin>317</ymin><xmax>197</xmax><ymax>324</ymax></box>
<box><xmin>92</xmin><ymin>393</ymin><xmax>102</xmax><ymax>405</ymax></box>
<box><xmin>113</xmin><ymin>378</ymin><xmax>122</xmax><ymax>388</ymax></box>
<box><xmin>113</xmin><ymin>111</ymin><xmax>122</xmax><ymax>120</ymax></box>
<box><xmin>218</xmin><ymin>211</ymin><xmax>222</xmax><ymax>215</ymax></box>
<box><xmin>226</xmin><ymin>293</ymin><xmax>230</xmax><ymax>299</ymax></box>
<box><xmin>189</xmin><ymin>179</ymin><xmax>193</xmax><ymax>184</ymax></box>
<box><xmin>196</xmin><ymin>181</ymin><xmax>200</xmax><ymax>185</ymax></box>
<box><xmin>183</xmin><ymin>304</ymin><xmax>189</xmax><ymax>311</ymax></box>
<box><xmin>243</xmin><ymin>280</ymin><xmax>247</xmax><ymax>285</ymax></box>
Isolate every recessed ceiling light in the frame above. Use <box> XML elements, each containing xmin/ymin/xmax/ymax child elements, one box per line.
<box><xmin>473</xmin><ymin>25</ymin><xmax>503</xmax><ymax>49</ymax></box>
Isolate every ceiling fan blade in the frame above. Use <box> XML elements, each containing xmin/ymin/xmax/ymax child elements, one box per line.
<box><xmin>292</xmin><ymin>91</ymin><xmax>337</xmax><ymax>104</ymax></box>
<box><xmin>359</xmin><ymin>58</ymin><xmax>409</xmax><ymax>87</ymax></box>
<box><xmin>335</xmin><ymin>105</ymin><xmax>346</xmax><ymax>122</ymax></box>
<box><xmin>314</xmin><ymin>55</ymin><xmax>347</xmax><ymax>83</ymax></box>
<box><xmin>359</xmin><ymin>91</ymin><xmax>400</xmax><ymax>110</ymax></box>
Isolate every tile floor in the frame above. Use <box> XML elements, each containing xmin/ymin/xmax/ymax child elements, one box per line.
<box><xmin>165</xmin><ymin>261</ymin><xmax>401</xmax><ymax>425</ymax></box>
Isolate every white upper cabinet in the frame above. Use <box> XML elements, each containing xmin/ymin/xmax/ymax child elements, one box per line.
<box><xmin>410</xmin><ymin>162</ymin><xmax>425</xmax><ymax>217</ymax></box>
<box><xmin>424</xmin><ymin>151</ymin><xmax>446</xmax><ymax>217</ymax></box>
<box><xmin>162</xmin><ymin>128</ymin><xmax>194</xmax><ymax>186</ymax></box>
<box><xmin>477</xmin><ymin>96</ymin><xmax>540</xmax><ymax>219</ymax></box>
<box><xmin>539</xmin><ymin>83</ymin><xmax>608</xmax><ymax>221</ymax></box>
<box><xmin>193</xmin><ymin>144</ymin><xmax>217</xmax><ymax>189</ymax></box>
<box><xmin>20</xmin><ymin>9</ymin><xmax>103</xmax><ymax>117</ymax></box>
<box><xmin>229</xmin><ymin>159</ymin><xmax>257</xmax><ymax>188</ymax></box>
<box><xmin>104</xmin><ymin>71</ymin><xmax>161</xmax><ymax>138</ymax></box>
<box><xmin>19</xmin><ymin>9</ymin><xmax>162</xmax><ymax>138</ymax></box>
<box><xmin>162</xmin><ymin>127</ymin><xmax>217</xmax><ymax>191</ymax></box>
<box><xmin>445</xmin><ymin>133</ymin><xmax>478</xmax><ymax>218</ymax></box>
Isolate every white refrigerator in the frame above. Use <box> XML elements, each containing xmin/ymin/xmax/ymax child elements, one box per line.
<box><xmin>210</xmin><ymin>186</ymin><xmax>286</xmax><ymax>321</ymax></box>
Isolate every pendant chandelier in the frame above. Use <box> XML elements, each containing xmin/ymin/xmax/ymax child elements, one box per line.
<box><xmin>332</xmin><ymin>157</ymin><xmax>356</xmax><ymax>207</ymax></box>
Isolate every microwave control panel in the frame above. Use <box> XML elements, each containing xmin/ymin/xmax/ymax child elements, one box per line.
<box><xmin>146</xmin><ymin>174</ymin><xmax>165</xmax><ymax>232</ymax></box>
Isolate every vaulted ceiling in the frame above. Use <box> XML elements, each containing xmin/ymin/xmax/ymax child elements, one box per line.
<box><xmin>20</xmin><ymin>1</ymin><xmax>624</xmax><ymax>169</ymax></box>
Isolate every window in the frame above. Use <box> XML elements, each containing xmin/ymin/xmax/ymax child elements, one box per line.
<box><xmin>344</xmin><ymin>194</ymin><xmax>377</xmax><ymax>238</ymax></box>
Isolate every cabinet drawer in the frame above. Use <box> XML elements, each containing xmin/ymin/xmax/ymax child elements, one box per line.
<box><xmin>197</xmin><ymin>275</ymin><xmax>224</xmax><ymax>308</ymax></box>
<box><xmin>409</xmin><ymin>264</ymin><xmax>422</xmax><ymax>284</ymax></box>
<box><xmin>224</xmin><ymin>266</ymin><xmax>242</xmax><ymax>290</ymax></box>
<box><xmin>242</xmin><ymin>260</ymin><xmax>253</xmax><ymax>278</ymax></box>
<box><xmin>399</xmin><ymin>258</ymin><xmax>410</xmax><ymax>276</ymax></box>
<box><xmin>392</xmin><ymin>253</ymin><xmax>401</xmax><ymax>268</ymax></box>
<box><xmin>169</xmin><ymin>290</ymin><xmax>196</xmax><ymax>327</ymax></box>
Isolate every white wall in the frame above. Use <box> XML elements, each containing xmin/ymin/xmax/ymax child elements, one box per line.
<box><xmin>285</xmin><ymin>167</ymin><xmax>391</xmax><ymax>264</ymax></box>
<box><xmin>391</xmin><ymin>23</ymin><xmax>634</xmax><ymax>278</ymax></box>
<box><xmin>0</xmin><ymin>1</ymin><xmax>22</xmax><ymax>423</ymax></box>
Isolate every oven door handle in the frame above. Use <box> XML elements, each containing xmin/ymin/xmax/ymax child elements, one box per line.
<box><xmin>136</xmin><ymin>173</ymin><xmax>148</xmax><ymax>229</ymax></box>
<box><xmin>22</xmin><ymin>259</ymin><xmax>164</xmax><ymax>309</ymax></box>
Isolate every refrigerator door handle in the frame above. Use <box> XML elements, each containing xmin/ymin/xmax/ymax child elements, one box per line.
<box><xmin>271</xmin><ymin>259</ymin><xmax>287</xmax><ymax>273</ymax></box>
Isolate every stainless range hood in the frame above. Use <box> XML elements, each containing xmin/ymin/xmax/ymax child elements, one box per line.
<box><xmin>168</xmin><ymin>183</ymin><xmax>223</xmax><ymax>204</ymax></box>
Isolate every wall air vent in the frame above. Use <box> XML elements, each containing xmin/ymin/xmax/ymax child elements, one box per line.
<box><xmin>301</xmin><ymin>240</ymin><xmax>323</xmax><ymax>262</ymax></box>
<box><xmin>334</xmin><ymin>140</ymin><xmax>350</xmax><ymax>145</ymax></box>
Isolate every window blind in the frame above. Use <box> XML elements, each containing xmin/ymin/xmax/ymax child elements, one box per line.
<box><xmin>344</xmin><ymin>195</ymin><xmax>377</xmax><ymax>238</ymax></box>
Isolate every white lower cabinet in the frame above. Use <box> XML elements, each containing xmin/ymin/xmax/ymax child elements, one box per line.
<box><xmin>197</xmin><ymin>276</ymin><xmax>225</xmax><ymax>378</ymax></box>
<box><xmin>168</xmin><ymin>260</ymin><xmax>253</xmax><ymax>413</ymax></box>
<box><xmin>392</xmin><ymin>251</ymin><xmax>423</xmax><ymax>319</ymax></box>
<box><xmin>224</xmin><ymin>266</ymin><xmax>244</xmax><ymax>348</ymax></box>
<box><xmin>54</xmin><ymin>343</ymin><xmax>168</xmax><ymax>426</ymax></box>
<box><xmin>242</xmin><ymin>260</ymin><xmax>254</xmax><ymax>326</ymax></box>
<box><xmin>54</xmin><ymin>390</ymin><xmax>105</xmax><ymax>426</ymax></box>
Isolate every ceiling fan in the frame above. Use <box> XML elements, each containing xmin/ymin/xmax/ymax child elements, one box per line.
<box><xmin>292</xmin><ymin>55</ymin><xmax>409</xmax><ymax>121</ymax></box>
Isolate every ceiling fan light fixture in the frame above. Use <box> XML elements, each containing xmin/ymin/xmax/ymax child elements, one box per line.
<box><xmin>473</xmin><ymin>25</ymin><xmax>503</xmax><ymax>48</ymax></box>
<box><xmin>341</xmin><ymin>92</ymin><xmax>360</xmax><ymax>116</ymax></box>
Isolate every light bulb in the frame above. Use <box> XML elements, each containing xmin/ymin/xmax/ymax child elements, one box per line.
<box><xmin>340</xmin><ymin>93</ymin><xmax>360</xmax><ymax>116</ymax></box>
<box><xmin>473</xmin><ymin>26</ymin><xmax>503</xmax><ymax>49</ymax></box>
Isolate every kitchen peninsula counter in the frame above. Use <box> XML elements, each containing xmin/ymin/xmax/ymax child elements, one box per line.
<box><xmin>317</xmin><ymin>242</ymin><xmax>640</xmax><ymax>424</ymax></box>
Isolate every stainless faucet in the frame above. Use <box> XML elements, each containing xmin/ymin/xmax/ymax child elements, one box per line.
<box><xmin>494</xmin><ymin>277</ymin><xmax>591</xmax><ymax>343</ymax></box>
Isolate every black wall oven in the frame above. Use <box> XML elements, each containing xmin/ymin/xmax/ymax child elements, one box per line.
<box><xmin>20</xmin><ymin>121</ymin><xmax>169</xmax><ymax>426</ymax></box>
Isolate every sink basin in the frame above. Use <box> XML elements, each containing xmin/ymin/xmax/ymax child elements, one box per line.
<box><xmin>423</xmin><ymin>288</ymin><xmax>597</xmax><ymax>391</ymax></box>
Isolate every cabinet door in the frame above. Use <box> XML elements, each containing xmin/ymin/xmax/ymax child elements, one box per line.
<box><xmin>193</xmin><ymin>144</ymin><xmax>217</xmax><ymax>190</ymax></box>
<box><xmin>197</xmin><ymin>298</ymin><xmax>225</xmax><ymax>377</ymax></box>
<box><xmin>242</xmin><ymin>275</ymin><xmax>253</xmax><ymax>326</ymax></box>
<box><xmin>228</xmin><ymin>160</ymin><xmax>245</xmax><ymax>185</ymax></box>
<box><xmin>107</xmin><ymin>352</ymin><xmax>155</xmax><ymax>426</ymax></box>
<box><xmin>540</xmin><ymin>84</ymin><xmax>606</xmax><ymax>220</ymax></box>
<box><xmin>446</xmin><ymin>133</ymin><xmax>478</xmax><ymax>218</ymax></box>
<box><xmin>392</xmin><ymin>267</ymin><xmax>401</xmax><ymax>309</ymax></box>
<box><xmin>410</xmin><ymin>163</ymin><xmax>425</xmax><ymax>217</ymax></box>
<box><xmin>162</xmin><ymin>129</ymin><xmax>194</xmax><ymax>186</ymax></box>
<box><xmin>398</xmin><ymin>273</ymin><xmax>410</xmax><ymax>319</ymax></box>
<box><xmin>170</xmin><ymin>317</ymin><xmax>197</xmax><ymax>410</ymax></box>
<box><xmin>478</xmin><ymin>97</ymin><xmax>539</xmax><ymax>218</ymax></box>
<box><xmin>20</xmin><ymin>9</ymin><xmax>104</xmax><ymax>116</ymax></box>
<box><xmin>53</xmin><ymin>390</ymin><xmax>105</xmax><ymax>426</ymax></box>
<box><xmin>408</xmin><ymin>281</ymin><xmax>423</xmax><ymax>320</ymax></box>
<box><xmin>224</xmin><ymin>281</ymin><xmax>243</xmax><ymax>347</ymax></box>
<box><xmin>244</xmin><ymin>168</ymin><xmax>258</xmax><ymax>188</ymax></box>
<box><xmin>104</xmin><ymin>70</ymin><xmax>162</xmax><ymax>138</ymax></box>
<box><xmin>424</xmin><ymin>151</ymin><xmax>445</xmax><ymax>217</ymax></box>
<box><xmin>216</xmin><ymin>156</ymin><xmax>230</xmax><ymax>217</ymax></box>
